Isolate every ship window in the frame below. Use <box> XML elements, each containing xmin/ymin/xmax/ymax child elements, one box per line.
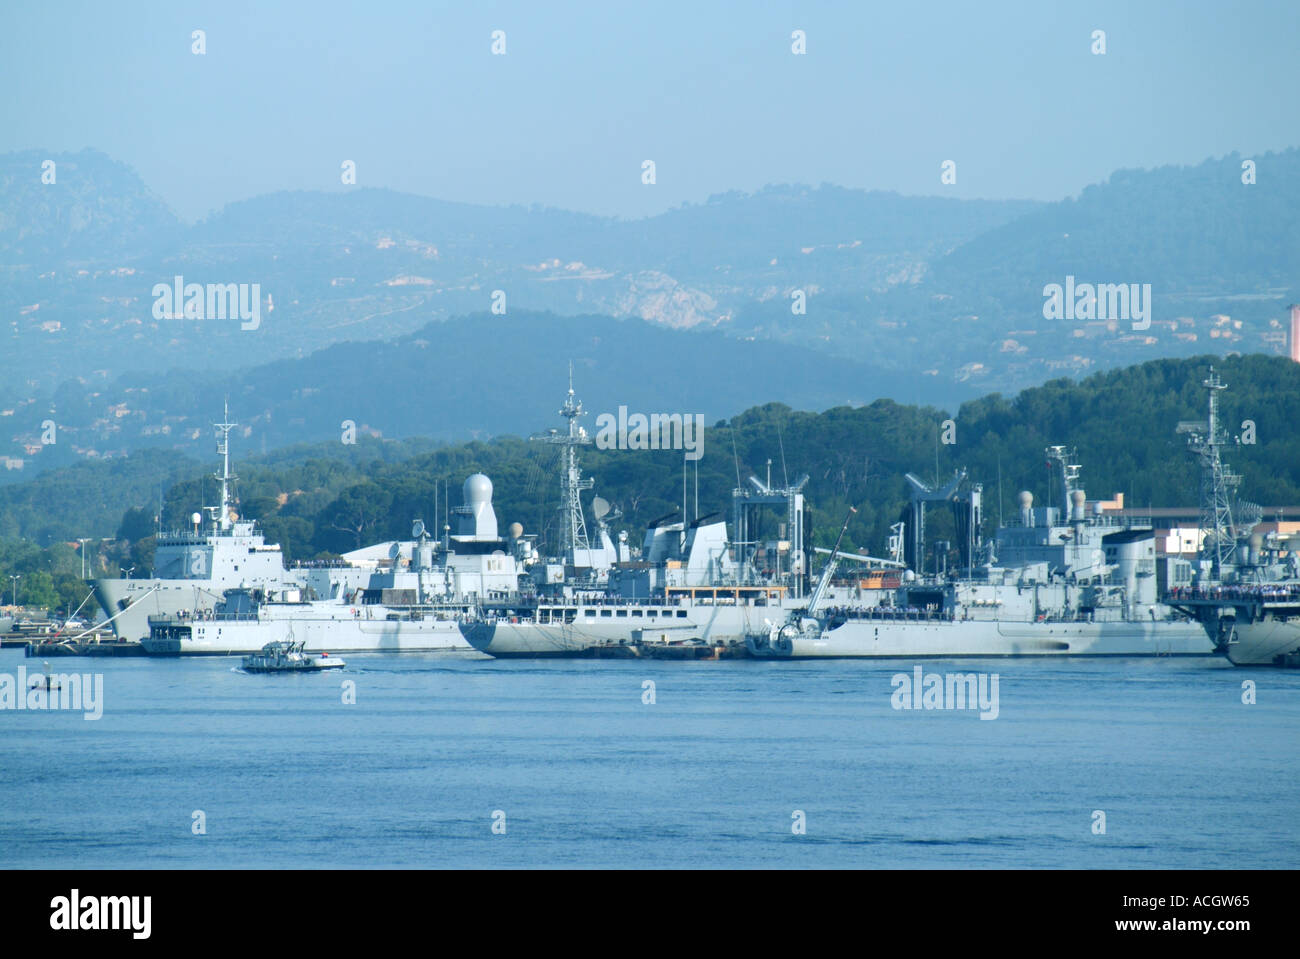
<box><xmin>631</xmin><ymin>610</ymin><xmax>642</xmax><ymax>617</ymax></box>
<box><xmin>584</xmin><ymin>609</ymin><xmax>596</xmax><ymax>617</ymax></box>
<box><xmin>600</xmin><ymin>610</ymin><xmax>612</xmax><ymax>617</ymax></box>
<box><xmin>676</xmin><ymin>610</ymin><xmax>688</xmax><ymax>618</ymax></box>
<box><xmin>616</xmin><ymin>610</ymin><xmax>627</xmax><ymax>617</ymax></box>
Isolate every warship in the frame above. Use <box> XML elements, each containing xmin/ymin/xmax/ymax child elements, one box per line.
<box><xmin>141</xmin><ymin>474</ymin><xmax>528</xmax><ymax>655</ymax></box>
<box><xmin>1162</xmin><ymin>369</ymin><xmax>1300</xmax><ymax>665</ymax></box>
<box><xmin>747</xmin><ymin>450</ymin><xmax>1211</xmax><ymax>658</ymax></box>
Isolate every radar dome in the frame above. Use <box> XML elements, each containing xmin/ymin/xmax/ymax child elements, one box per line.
<box><xmin>191</xmin><ymin>512</ymin><xmax>202</xmax><ymax>526</ymax></box>
<box><xmin>508</xmin><ymin>522</ymin><xmax>523</xmax><ymax>539</ymax></box>
<box><xmin>456</xmin><ymin>473</ymin><xmax>499</xmax><ymax>539</ymax></box>
<box><xmin>1017</xmin><ymin>491</ymin><xmax>1033</xmax><ymax>508</ymax></box>
<box><xmin>1070</xmin><ymin>490</ymin><xmax>1086</xmax><ymax>506</ymax></box>
<box><xmin>464</xmin><ymin>473</ymin><xmax>493</xmax><ymax>506</ymax></box>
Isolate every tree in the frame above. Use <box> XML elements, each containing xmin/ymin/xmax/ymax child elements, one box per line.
<box><xmin>322</xmin><ymin>484</ymin><xmax>394</xmax><ymax>552</ymax></box>
<box><xmin>116</xmin><ymin>506</ymin><xmax>155</xmax><ymax>543</ymax></box>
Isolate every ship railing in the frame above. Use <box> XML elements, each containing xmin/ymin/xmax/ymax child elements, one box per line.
<box><xmin>1167</xmin><ymin>584</ymin><xmax>1300</xmax><ymax>604</ymax></box>
<box><xmin>824</xmin><ymin>606</ymin><xmax>955</xmax><ymax>623</ymax></box>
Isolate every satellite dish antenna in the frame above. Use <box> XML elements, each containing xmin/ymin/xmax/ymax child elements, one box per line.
<box><xmin>412</xmin><ymin>519</ymin><xmax>426</xmax><ymax>539</ymax></box>
<box><xmin>592</xmin><ymin>497</ymin><xmax>610</xmax><ymax>520</ymax></box>
<box><xmin>389</xmin><ymin>542</ymin><xmax>402</xmax><ymax>560</ymax></box>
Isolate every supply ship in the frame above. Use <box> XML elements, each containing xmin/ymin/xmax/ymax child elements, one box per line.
<box><xmin>747</xmin><ymin>450</ymin><xmax>1210</xmax><ymax>658</ymax></box>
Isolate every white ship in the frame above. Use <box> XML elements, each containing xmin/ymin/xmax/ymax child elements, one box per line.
<box><xmin>91</xmin><ymin>406</ymin><xmax>367</xmax><ymax>641</ymax></box>
<box><xmin>460</xmin><ymin>511</ymin><xmax>836</xmax><ymax>656</ymax></box>
<box><xmin>141</xmin><ymin>474</ymin><xmax>527</xmax><ymax>656</ymax></box>
<box><xmin>144</xmin><ymin>586</ymin><xmax>475</xmax><ymax>655</ymax></box>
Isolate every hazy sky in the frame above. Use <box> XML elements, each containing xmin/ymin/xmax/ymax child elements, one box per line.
<box><xmin>4</xmin><ymin>0</ymin><xmax>1297</xmax><ymax>221</ymax></box>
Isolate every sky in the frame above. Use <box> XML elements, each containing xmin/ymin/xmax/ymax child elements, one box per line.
<box><xmin>2</xmin><ymin>0</ymin><xmax>1298</xmax><ymax>222</ymax></box>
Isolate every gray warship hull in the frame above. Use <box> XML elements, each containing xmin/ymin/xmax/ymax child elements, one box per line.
<box><xmin>747</xmin><ymin>616</ymin><xmax>1213</xmax><ymax>658</ymax></box>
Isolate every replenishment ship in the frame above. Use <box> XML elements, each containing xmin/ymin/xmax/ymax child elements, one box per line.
<box><xmin>747</xmin><ymin>451</ymin><xmax>1210</xmax><ymax>658</ymax></box>
<box><xmin>459</xmin><ymin>378</ymin><xmax>855</xmax><ymax>657</ymax></box>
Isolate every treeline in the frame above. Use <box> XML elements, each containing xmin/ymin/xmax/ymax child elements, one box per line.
<box><xmin>2</xmin><ymin>353</ymin><xmax>1297</xmax><ymax>613</ymax></box>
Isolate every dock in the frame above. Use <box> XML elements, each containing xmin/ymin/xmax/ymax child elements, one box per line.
<box><xmin>22</xmin><ymin>633</ymin><xmax>145</xmax><ymax>657</ymax></box>
<box><xmin>586</xmin><ymin>640</ymin><xmax>750</xmax><ymax>660</ymax></box>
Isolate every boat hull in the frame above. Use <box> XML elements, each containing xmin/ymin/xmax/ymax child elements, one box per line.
<box><xmin>94</xmin><ymin>578</ymin><xmax>230</xmax><ymax>642</ymax></box>
<box><xmin>748</xmin><ymin>618</ymin><xmax>1214</xmax><ymax>658</ymax></box>
<box><xmin>460</xmin><ymin>603</ymin><xmax>785</xmax><ymax>657</ymax></box>
<box><xmin>143</xmin><ymin>616</ymin><xmax>480</xmax><ymax>656</ymax></box>
<box><xmin>1222</xmin><ymin>618</ymin><xmax>1300</xmax><ymax>666</ymax></box>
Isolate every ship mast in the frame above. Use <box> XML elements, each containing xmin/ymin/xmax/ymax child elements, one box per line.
<box><xmin>531</xmin><ymin>365</ymin><xmax>593</xmax><ymax>560</ymax></box>
<box><xmin>210</xmin><ymin>401</ymin><xmax>238</xmax><ymax>534</ymax></box>
<box><xmin>1177</xmin><ymin>368</ymin><xmax>1239</xmax><ymax>578</ymax></box>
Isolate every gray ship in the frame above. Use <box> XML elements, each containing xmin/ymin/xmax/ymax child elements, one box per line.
<box><xmin>749</xmin><ymin>449</ymin><xmax>1211</xmax><ymax>658</ymax></box>
<box><xmin>460</xmin><ymin>379</ymin><xmax>901</xmax><ymax>658</ymax></box>
<box><xmin>1163</xmin><ymin>369</ymin><xmax>1300</xmax><ymax>665</ymax></box>
<box><xmin>91</xmin><ymin>406</ymin><xmax>323</xmax><ymax>641</ymax></box>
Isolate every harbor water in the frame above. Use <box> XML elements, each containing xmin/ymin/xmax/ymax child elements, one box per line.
<box><xmin>1</xmin><ymin>647</ymin><xmax>1296</xmax><ymax>869</ymax></box>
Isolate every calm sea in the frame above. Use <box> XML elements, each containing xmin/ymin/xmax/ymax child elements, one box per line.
<box><xmin>1</xmin><ymin>648</ymin><xmax>1296</xmax><ymax>868</ymax></box>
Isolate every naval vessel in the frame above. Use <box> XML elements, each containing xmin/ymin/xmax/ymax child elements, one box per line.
<box><xmin>90</xmin><ymin>406</ymin><xmax>360</xmax><ymax>641</ymax></box>
<box><xmin>747</xmin><ymin>454</ymin><xmax>1211</xmax><ymax>659</ymax></box>
<box><xmin>459</xmin><ymin>377</ymin><xmax>863</xmax><ymax>657</ymax></box>
<box><xmin>1161</xmin><ymin>369</ymin><xmax>1300</xmax><ymax>665</ymax></box>
<box><xmin>141</xmin><ymin>473</ymin><xmax>530</xmax><ymax>655</ymax></box>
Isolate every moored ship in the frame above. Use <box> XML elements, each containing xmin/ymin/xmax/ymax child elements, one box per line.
<box><xmin>141</xmin><ymin>474</ymin><xmax>528</xmax><ymax>656</ymax></box>
<box><xmin>747</xmin><ymin>448</ymin><xmax>1213</xmax><ymax>659</ymax></box>
<box><xmin>91</xmin><ymin>406</ymin><xmax>367</xmax><ymax>641</ymax></box>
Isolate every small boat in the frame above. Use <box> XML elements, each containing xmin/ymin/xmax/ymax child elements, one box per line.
<box><xmin>241</xmin><ymin>640</ymin><xmax>345</xmax><ymax>673</ymax></box>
